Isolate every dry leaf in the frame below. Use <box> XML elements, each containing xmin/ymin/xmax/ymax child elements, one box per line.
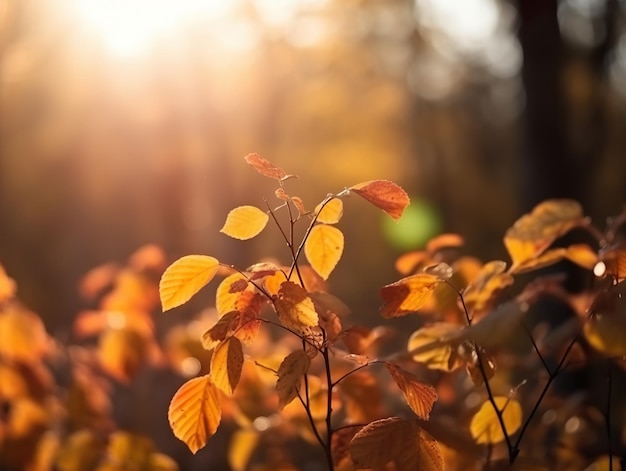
<box><xmin>210</xmin><ymin>337</ymin><xmax>244</xmax><ymax>395</ymax></box>
<box><xmin>380</xmin><ymin>274</ymin><xmax>441</xmax><ymax>318</ymax></box>
<box><xmin>220</xmin><ymin>205</ymin><xmax>269</xmax><ymax>240</ymax></box>
<box><xmin>276</xmin><ymin>350</ymin><xmax>311</xmax><ymax>409</ymax></box>
<box><xmin>304</xmin><ymin>224</ymin><xmax>344</xmax><ymax>280</ymax></box>
<box><xmin>273</xmin><ymin>281</ymin><xmax>319</xmax><ymax>333</ymax></box>
<box><xmin>384</xmin><ymin>363</ymin><xmax>437</xmax><ymax>419</ymax></box>
<box><xmin>244</xmin><ymin>153</ymin><xmax>287</xmax><ymax>180</ymax></box>
<box><xmin>201</xmin><ymin>311</ymin><xmax>241</xmax><ymax>351</ymax></box>
<box><xmin>168</xmin><ymin>375</ymin><xmax>222</xmax><ymax>454</ymax></box>
<box><xmin>469</xmin><ymin>396</ymin><xmax>522</xmax><ymax>444</ymax></box>
<box><xmin>215</xmin><ymin>272</ymin><xmax>249</xmax><ymax>315</ymax></box>
<box><xmin>351</xmin><ymin>180</ymin><xmax>410</xmax><ymax>221</ymax></box>
<box><xmin>160</xmin><ymin>255</ymin><xmax>219</xmax><ymax>312</ymax></box>
<box><xmin>462</xmin><ymin>261</ymin><xmax>514</xmax><ymax>314</ymax></box>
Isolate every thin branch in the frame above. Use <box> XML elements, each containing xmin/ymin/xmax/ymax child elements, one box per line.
<box><xmin>522</xmin><ymin>322</ymin><xmax>551</xmax><ymax>375</ymax></box>
<box><xmin>296</xmin><ymin>390</ymin><xmax>326</xmax><ymax>451</ymax></box>
<box><xmin>331</xmin><ymin>361</ymin><xmax>382</xmax><ymax>389</ymax></box>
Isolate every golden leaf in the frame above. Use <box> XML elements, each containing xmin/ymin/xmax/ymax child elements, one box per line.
<box><xmin>201</xmin><ymin>311</ymin><xmax>241</xmax><ymax>351</ymax></box>
<box><xmin>228</xmin><ymin>429</ymin><xmax>259</xmax><ymax>471</ymax></box>
<box><xmin>276</xmin><ymin>350</ymin><xmax>311</xmax><ymax>409</ymax></box>
<box><xmin>425</xmin><ymin>233</ymin><xmax>464</xmax><ymax>254</ymax></box>
<box><xmin>168</xmin><ymin>375</ymin><xmax>222</xmax><ymax>454</ymax></box>
<box><xmin>504</xmin><ymin>199</ymin><xmax>584</xmax><ymax>267</ymax></box>
<box><xmin>350</xmin><ymin>417</ymin><xmax>443</xmax><ymax>470</ymax></box>
<box><xmin>54</xmin><ymin>430</ymin><xmax>102</xmax><ymax>471</ymax></box>
<box><xmin>160</xmin><ymin>255</ymin><xmax>219</xmax><ymax>312</ymax></box>
<box><xmin>350</xmin><ymin>180</ymin><xmax>410</xmax><ymax>221</ymax></box>
<box><xmin>380</xmin><ymin>274</ymin><xmax>441</xmax><ymax>318</ymax></box>
<box><xmin>244</xmin><ymin>153</ymin><xmax>287</xmax><ymax>180</ymax></box>
<box><xmin>215</xmin><ymin>272</ymin><xmax>249</xmax><ymax>315</ymax></box>
<box><xmin>469</xmin><ymin>396</ymin><xmax>522</xmax><ymax>444</ymax></box>
<box><xmin>273</xmin><ymin>281</ymin><xmax>319</xmax><ymax>333</ymax></box>
<box><xmin>304</xmin><ymin>224</ymin><xmax>344</xmax><ymax>280</ymax></box>
<box><xmin>462</xmin><ymin>261</ymin><xmax>514</xmax><ymax>314</ymax></box>
<box><xmin>210</xmin><ymin>337</ymin><xmax>244</xmax><ymax>395</ymax></box>
<box><xmin>511</xmin><ymin>244</ymin><xmax>598</xmax><ymax>274</ymax></box>
<box><xmin>315</xmin><ymin>198</ymin><xmax>344</xmax><ymax>224</ymax></box>
<box><xmin>384</xmin><ymin>363</ymin><xmax>438</xmax><ymax>420</ymax></box>
<box><xmin>0</xmin><ymin>306</ymin><xmax>49</xmax><ymax>363</ymax></box>
<box><xmin>583</xmin><ymin>313</ymin><xmax>626</xmax><ymax>357</ymax></box>
<box><xmin>407</xmin><ymin>323</ymin><xmax>464</xmax><ymax>371</ymax></box>
<box><xmin>106</xmin><ymin>431</ymin><xmax>154</xmax><ymax>469</ymax></box>
<box><xmin>395</xmin><ymin>251</ymin><xmax>428</xmax><ymax>275</ymax></box>
<box><xmin>98</xmin><ymin>328</ymin><xmax>148</xmax><ymax>383</ymax></box>
<box><xmin>220</xmin><ymin>205</ymin><xmax>269</xmax><ymax>240</ymax></box>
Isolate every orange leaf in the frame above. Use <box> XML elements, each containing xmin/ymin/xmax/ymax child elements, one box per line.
<box><xmin>168</xmin><ymin>375</ymin><xmax>222</xmax><ymax>454</ymax></box>
<box><xmin>600</xmin><ymin>241</ymin><xmax>626</xmax><ymax>282</ymax></box>
<box><xmin>276</xmin><ymin>350</ymin><xmax>311</xmax><ymax>409</ymax></box>
<box><xmin>351</xmin><ymin>180</ymin><xmax>410</xmax><ymax>221</ymax></box>
<box><xmin>0</xmin><ymin>266</ymin><xmax>17</xmax><ymax>303</ymax></box>
<box><xmin>98</xmin><ymin>328</ymin><xmax>148</xmax><ymax>383</ymax></box>
<box><xmin>160</xmin><ymin>255</ymin><xmax>219</xmax><ymax>311</ymax></box>
<box><xmin>315</xmin><ymin>198</ymin><xmax>344</xmax><ymax>224</ymax></box>
<box><xmin>210</xmin><ymin>337</ymin><xmax>244</xmax><ymax>395</ymax></box>
<box><xmin>0</xmin><ymin>306</ymin><xmax>49</xmax><ymax>363</ymax></box>
<box><xmin>384</xmin><ymin>363</ymin><xmax>437</xmax><ymax>420</ymax></box>
<box><xmin>304</xmin><ymin>224</ymin><xmax>344</xmax><ymax>280</ymax></box>
<box><xmin>426</xmin><ymin>233</ymin><xmax>464</xmax><ymax>254</ymax></box>
<box><xmin>220</xmin><ymin>205</ymin><xmax>269</xmax><ymax>240</ymax></box>
<box><xmin>504</xmin><ymin>199</ymin><xmax>584</xmax><ymax>267</ymax></box>
<box><xmin>511</xmin><ymin>244</ymin><xmax>598</xmax><ymax>274</ymax></box>
<box><xmin>407</xmin><ymin>323</ymin><xmax>464</xmax><ymax>371</ymax></box>
<box><xmin>350</xmin><ymin>417</ymin><xmax>443</xmax><ymax>470</ymax></box>
<box><xmin>201</xmin><ymin>311</ymin><xmax>241</xmax><ymax>351</ymax></box>
<box><xmin>469</xmin><ymin>397</ymin><xmax>522</xmax><ymax>444</ymax></box>
<box><xmin>462</xmin><ymin>261</ymin><xmax>514</xmax><ymax>314</ymax></box>
<box><xmin>273</xmin><ymin>281</ymin><xmax>318</xmax><ymax>333</ymax></box>
<box><xmin>380</xmin><ymin>274</ymin><xmax>441</xmax><ymax>318</ymax></box>
<box><xmin>244</xmin><ymin>153</ymin><xmax>287</xmax><ymax>180</ymax></box>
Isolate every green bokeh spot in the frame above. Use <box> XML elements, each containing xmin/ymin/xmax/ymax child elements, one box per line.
<box><xmin>382</xmin><ymin>198</ymin><xmax>442</xmax><ymax>250</ymax></box>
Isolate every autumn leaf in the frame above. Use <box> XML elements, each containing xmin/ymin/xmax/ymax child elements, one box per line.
<box><xmin>0</xmin><ymin>306</ymin><xmax>49</xmax><ymax>363</ymax></box>
<box><xmin>504</xmin><ymin>199</ymin><xmax>584</xmax><ymax>267</ymax></box>
<box><xmin>304</xmin><ymin>224</ymin><xmax>344</xmax><ymax>280</ymax></box>
<box><xmin>0</xmin><ymin>265</ymin><xmax>17</xmax><ymax>303</ymax></box>
<box><xmin>583</xmin><ymin>312</ymin><xmax>626</xmax><ymax>357</ymax></box>
<box><xmin>462</xmin><ymin>261</ymin><xmax>514</xmax><ymax>314</ymax></box>
<box><xmin>98</xmin><ymin>328</ymin><xmax>148</xmax><ymax>383</ymax></box>
<box><xmin>469</xmin><ymin>396</ymin><xmax>522</xmax><ymax>444</ymax></box>
<box><xmin>315</xmin><ymin>198</ymin><xmax>344</xmax><ymax>224</ymax></box>
<box><xmin>351</xmin><ymin>180</ymin><xmax>410</xmax><ymax>221</ymax></box>
<box><xmin>380</xmin><ymin>274</ymin><xmax>441</xmax><ymax>318</ymax></box>
<box><xmin>340</xmin><ymin>371</ymin><xmax>383</xmax><ymax>423</ymax></box>
<box><xmin>350</xmin><ymin>417</ymin><xmax>443</xmax><ymax>470</ymax></box>
<box><xmin>160</xmin><ymin>255</ymin><xmax>219</xmax><ymax>311</ymax></box>
<box><xmin>425</xmin><ymin>233</ymin><xmax>464</xmax><ymax>254</ymax></box>
<box><xmin>201</xmin><ymin>311</ymin><xmax>241</xmax><ymax>351</ymax></box>
<box><xmin>407</xmin><ymin>323</ymin><xmax>465</xmax><ymax>371</ymax></box>
<box><xmin>599</xmin><ymin>242</ymin><xmax>626</xmax><ymax>282</ymax></box>
<box><xmin>210</xmin><ymin>337</ymin><xmax>244</xmax><ymax>395</ymax></box>
<box><xmin>220</xmin><ymin>205</ymin><xmax>269</xmax><ymax>240</ymax></box>
<box><xmin>168</xmin><ymin>375</ymin><xmax>222</xmax><ymax>454</ymax></box>
<box><xmin>244</xmin><ymin>153</ymin><xmax>287</xmax><ymax>180</ymax></box>
<box><xmin>511</xmin><ymin>244</ymin><xmax>598</xmax><ymax>274</ymax></box>
<box><xmin>106</xmin><ymin>431</ymin><xmax>154</xmax><ymax>469</ymax></box>
<box><xmin>273</xmin><ymin>281</ymin><xmax>319</xmax><ymax>333</ymax></box>
<box><xmin>215</xmin><ymin>272</ymin><xmax>249</xmax><ymax>315</ymax></box>
<box><xmin>384</xmin><ymin>363</ymin><xmax>438</xmax><ymax>420</ymax></box>
<box><xmin>276</xmin><ymin>350</ymin><xmax>311</xmax><ymax>409</ymax></box>
<box><xmin>228</xmin><ymin>429</ymin><xmax>259</xmax><ymax>471</ymax></box>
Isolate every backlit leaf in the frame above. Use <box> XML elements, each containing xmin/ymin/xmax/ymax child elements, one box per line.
<box><xmin>350</xmin><ymin>417</ymin><xmax>443</xmax><ymax>470</ymax></box>
<box><xmin>276</xmin><ymin>350</ymin><xmax>311</xmax><ymax>409</ymax></box>
<box><xmin>228</xmin><ymin>429</ymin><xmax>259</xmax><ymax>471</ymax></box>
<box><xmin>425</xmin><ymin>233</ymin><xmax>464</xmax><ymax>254</ymax></box>
<box><xmin>384</xmin><ymin>363</ymin><xmax>437</xmax><ymax>420</ymax></box>
<box><xmin>160</xmin><ymin>255</ymin><xmax>219</xmax><ymax>311</ymax></box>
<box><xmin>201</xmin><ymin>311</ymin><xmax>241</xmax><ymax>351</ymax></box>
<box><xmin>469</xmin><ymin>396</ymin><xmax>522</xmax><ymax>444</ymax></box>
<box><xmin>407</xmin><ymin>323</ymin><xmax>464</xmax><ymax>371</ymax></box>
<box><xmin>0</xmin><ymin>306</ymin><xmax>49</xmax><ymax>363</ymax></box>
<box><xmin>395</xmin><ymin>251</ymin><xmax>428</xmax><ymax>275</ymax></box>
<box><xmin>244</xmin><ymin>153</ymin><xmax>287</xmax><ymax>180</ymax></box>
<box><xmin>216</xmin><ymin>272</ymin><xmax>249</xmax><ymax>315</ymax></box>
<box><xmin>168</xmin><ymin>375</ymin><xmax>222</xmax><ymax>454</ymax></box>
<box><xmin>304</xmin><ymin>224</ymin><xmax>344</xmax><ymax>280</ymax></box>
<box><xmin>380</xmin><ymin>274</ymin><xmax>441</xmax><ymax>318</ymax></box>
<box><xmin>315</xmin><ymin>198</ymin><xmax>344</xmax><ymax>224</ymax></box>
<box><xmin>462</xmin><ymin>261</ymin><xmax>514</xmax><ymax>314</ymax></box>
<box><xmin>273</xmin><ymin>281</ymin><xmax>319</xmax><ymax>332</ymax></box>
<box><xmin>98</xmin><ymin>328</ymin><xmax>147</xmax><ymax>383</ymax></box>
<box><xmin>351</xmin><ymin>180</ymin><xmax>410</xmax><ymax>221</ymax></box>
<box><xmin>220</xmin><ymin>206</ymin><xmax>269</xmax><ymax>240</ymax></box>
<box><xmin>210</xmin><ymin>337</ymin><xmax>244</xmax><ymax>395</ymax></box>
<box><xmin>583</xmin><ymin>313</ymin><xmax>626</xmax><ymax>357</ymax></box>
<box><xmin>511</xmin><ymin>244</ymin><xmax>598</xmax><ymax>274</ymax></box>
<box><xmin>504</xmin><ymin>199</ymin><xmax>584</xmax><ymax>267</ymax></box>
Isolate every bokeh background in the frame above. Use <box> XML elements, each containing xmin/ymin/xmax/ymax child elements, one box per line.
<box><xmin>1</xmin><ymin>0</ymin><xmax>626</xmax><ymax>466</ymax></box>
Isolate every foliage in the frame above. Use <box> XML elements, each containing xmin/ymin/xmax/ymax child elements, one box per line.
<box><xmin>2</xmin><ymin>154</ymin><xmax>626</xmax><ymax>470</ymax></box>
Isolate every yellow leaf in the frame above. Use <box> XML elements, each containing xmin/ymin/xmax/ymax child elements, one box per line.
<box><xmin>380</xmin><ymin>274</ymin><xmax>441</xmax><ymax>318</ymax></box>
<box><xmin>276</xmin><ymin>350</ymin><xmax>311</xmax><ymax>409</ymax></box>
<box><xmin>583</xmin><ymin>313</ymin><xmax>626</xmax><ymax>357</ymax></box>
<box><xmin>462</xmin><ymin>261</ymin><xmax>514</xmax><ymax>314</ymax></box>
<box><xmin>510</xmin><ymin>244</ymin><xmax>598</xmax><ymax>274</ymax></box>
<box><xmin>504</xmin><ymin>199</ymin><xmax>583</xmax><ymax>267</ymax></box>
<box><xmin>384</xmin><ymin>363</ymin><xmax>438</xmax><ymax>420</ymax></box>
<box><xmin>273</xmin><ymin>281</ymin><xmax>318</xmax><ymax>333</ymax></box>
<box><xmin>244</xmin><ymin>153</ymin><xmax>287</xmax><ymax>180</ymax></box>
<box><xmin>220</xmin><ymin>205</ymin><xmax>269</xmax><ymax>240</ymax></box>
<box><xmin>350</xmin><ymin>417</ymin><xmax>443</xmax><ymax>470</ymax></box>
<box><xmin>98</xmin><ymin>328</ymin><xmax>148</xmax><ymax>383</ymax></box>
<box><xmin>210</xmin><ymin>337</ymin><xmax>244</xmax><ymax>395</ymax></box>
<box><xmin>54</xmin><ymin>430</ymin><xmax>102</xmax><ymax>471</ymax></box>
<box><xmin>160</xmin><ymin>255</ymin><xmax>219</xmax><ymax>312</ymax></box>
<box><xmin>228</xmin><ymin>429</ymin><xmax>259</xmax><ymax>471</ymax></box>
<box><xmin>407</xmin><ymin>323</ymin><xmax>465</xmax><ymax>371</ymax></box>
<box><xmin>469</xmin><ymin>397</ymin><xmax>522</xmax><ymax>444</ymax></box>
<box><xmin>564</xmin><ymin>244</ymin><xmax>598</xmax><ymax>270</ymax></box>
<box><xmin>304</xmin><ymin>224</ymin><xmax>344</xmax><ymax>280</ymax></box>
<box><xmin>0</xmin><ymin>306</ymin><xmax>49</xmax><ymax>363</ymax></box>
<box><xmin>106</xmin><ymin>431</ymin><xmax>154</xmax><ymax>469</ymax></box>
<box><xmin>149</xmin><ymin>452</ymin><xmax>179</xmax><ymax>471</ymax></box>
<box><xmin>168</xmin><ymin>375</ymin><xmax>222</xmax><ymax>454</ymax></box>
<box><xmin>315</xmin><ymin>198</ymin><xmax>344</xmax><ymax>224</ymax></box>
<box><xmin>215</xmin><ymin>272</ymin><xmax>249</xmax><ymax>315</ymax></box>
<box><xmin>350</xmin><ymin>180</ymin><xmax>410</xmax><ymax>221</ymax></box>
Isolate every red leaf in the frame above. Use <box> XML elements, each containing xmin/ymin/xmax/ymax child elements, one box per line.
<box><xmin>351</xmin><ymin>180</ymin><xmax>410</xmax><ymax>221</ymax></box>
